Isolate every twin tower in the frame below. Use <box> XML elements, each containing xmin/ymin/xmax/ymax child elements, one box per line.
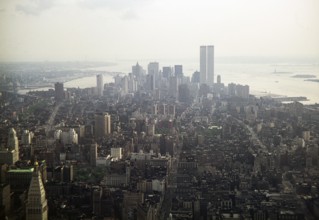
<box><xmin>200</xmin><ymin>45</ymin><xmax>214</xmax><ymax>86</ymax></box>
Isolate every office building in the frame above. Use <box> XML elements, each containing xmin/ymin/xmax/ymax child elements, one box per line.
<box><xmin>168</xmin><ymin>76</ymin><xmax>179</xmax><ymax>99</ymax></box>
<box><xmin>148</xmin><ymin>62</ymin><xmax>159</xmax><ymax>90</ymax></box>
<box><xmin>26</xmin><ymin>162</ymin><xmax>48</xmax><ymax>220</ymax></box>
<box><xmin>96</xmin><ymin>74</ymin><xmax>104</xmax><ymax>96</ymax></box>
<box><xmin>90</xmin><ymin>143</ymin><xmax>98</xmax><ymax>167</ymax></box>
<box><xmin>21</xmin><ymin>130</ymin><xmax>33</xmax><ymax>145</ymax></box>
<box><xmin>94</xmin><ymin>112</ymin><xmax>111</xmax><ymax>139</ymax></box>
<box><xmin>132</xmin><ymin>62</ymin><xmax>144</xmax><ymax>77</ymax></box>
<box><xmin>0</xmin><ymin>128</ymin><xmax>19</xmax><ymax>165</ymax></box>
<box><xmin>200</xmin><ymin>45</ymin><xmax>214</xmax><ymax>86</ymax></box>
<box><xmin>54</xmin><ymin>82</ymin><xmax>64</xmax><ymax>102</ymax></box>
<box><xmin>217</xmin><ymin>75</ymin><xmax>221</xmax><ymax>84</ymax></box>
<box><xmin>174</xmin><ymin>65</ymin><xmax>183</xmax><ymax>78</ymax></box>
<box><xmin>191</xmin><ymin>71</ymin><xmax>200</xmax><ymax>83</ymax></box>
<box><xmin>162</xmin><ymin>66</ymin><xmax>172</xmax><ymax>78</ymax></box>
<box><xmin>111</xmin><ymin>148</ymin><xmax>123</xmax><ymax>160</ymax></box>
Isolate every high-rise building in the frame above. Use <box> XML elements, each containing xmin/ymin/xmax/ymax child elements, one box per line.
<box><xmin>132</xmin><ymin>62</ymin><xmax>145</xmax><ymax>89</ymax></box>
<box><xmin>148</xmin><ymin>62</ymin><xmax>159</xmax><ymax>90</ymax></box>
<box><xmin>191</xmin><ymin>71</ymin><xmax>200</xmax><ymax>83</ymax></box>
<box><xmin>90</xmin><ymin>143</ymin><xmax>98</xmax><ymax>167</ymax></box>
<box><xmin>7</xmin><ymin>128</ymin><xmax>19</xmax><ymax>152</ymax></box>
<box><xmin>54</xmin><ymin>82</ymin><xmax>64</xmax><ymax>102</ymax></box>
<box><xmin>200</xmin><ymin>45</ymin><xmax>214</xmax><ymax>86</ymax></box>
<box><xmin>26</xmin><ymin>162</ymin><xmax>48</xmax><ymax>220</ymax></box>
<box><xmin>0</xmin><ymin>128</ymin><xmax>19</xmax><ymax>165</ymax></box>
<box><xmin>174</xmin><ymin>65</ymin><xmax>183</xmax><ymax>78</ymax></box>
<box><xmin>168</xmin><ymin>76</ymin><xmax>179</xmax><ymax>99</ymax></box>
<box><xmin>162</xmin><ymin>66</ymin><xmax>172</xmax><ymax>78</ymax></box>
<box><xmin>96</xmin><ymin>74</ymin><xmax>104</xmax><ymax>96</ymax></box>
<box><xmin>21</xmin><ymin>130</ymin><xmax>33</xmax><ymax>145</ymax></box>
<box><xmin>132</xmin><ymin>62</ymin><xmax>144</xmax><ymax>77</ymax></box>
<box><xmin>94</xmin><ymin>112</ymin><xmax>111</xmax><ymax>139</ymax></box>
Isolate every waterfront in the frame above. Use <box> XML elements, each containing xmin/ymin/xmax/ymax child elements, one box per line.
<box><xmin>78</xmin><ymin>59</ymin><xmax>319</xmax><ymax>104</ymax></box>
<box><xmin>15</xmin><ymin>58</ymin><xmax>319</xmax><ymax>104</ymax></box>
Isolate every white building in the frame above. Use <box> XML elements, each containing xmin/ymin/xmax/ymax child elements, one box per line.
<box><xmin>111</xmin><ymin>148</ymin><xmax>123</xmax><ymax>160</ymax></box>
<box><xmin>0</xmin><ymin>128</ymin><xmax>19</xmax><ymax>165</ymax></box>
<box><xmin>21</xmin><ymin>130</ymin><xmax>33</xmax><ymax>145</ymax></box>
<box><xmin>58</xmin><ymin>129</ymin><xmax>78</xmax><ymax>145</ymax></box>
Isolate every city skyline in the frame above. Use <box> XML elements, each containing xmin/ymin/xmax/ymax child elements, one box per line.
<box><xmin>0</xmin><ymin>0</ymin><xmax>318</xmax><ymax>62</ymax></box>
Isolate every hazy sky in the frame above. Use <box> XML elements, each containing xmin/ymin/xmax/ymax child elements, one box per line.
<box><xmin>0</xmin><ymin>0</ymin><xmax>318</xmax><ymax>62</ymax></box>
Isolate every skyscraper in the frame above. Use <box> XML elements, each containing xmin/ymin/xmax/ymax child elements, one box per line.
<box><xmin>174</xmin><ymin>65</ymin><xmax>183</xmax><ymax>78</ymax></box>
<box><xmin>26</xmin><ymin>162</ymin><xmax>48</xmax><ymax>220</ymax></box>
<box><xmin>132</xmin><ymin>62</ymin><xmax>144</xmax><ymax>77</ymax></box>
<box><xmin>7</xmin><ymin>128</ymin><xmax>19</xmax><ymax>152</ymax></box>
<box><xmin>148</xmin><ymin>62</ymin><xmax>159</xmax><ymax>90</ymax></box>
<box><xmin>90</xmin><ymin>143</ymin><xmax>98</xmax><ymax>167</ymax></box>
<box><xmin>0</xmin><ymin>128</ymin><xmax>19</xmax><ymax>165</ymax></box>
<box><xmin>96</xmin><ymin>74</ymin><xmax>104</xmax><ymax>96</ymax></box>
<box><xmin>162</xmin><ymin>66</ymin><xmax>172</xmax><ymax>78</ymax></box>
<box><xmin>200</xmin><ymin>45</ymin><xmax>214</xmax><ymax>86</ymax></box>
<box><xmin>54</xmin><ymin>82</ymin><xmax>64</xmax><ymax>102</ymax></box>
<box><xmin>94</xmin><ymin>112</ymin><xmax>111</xmax><ymax>139</ymax></box>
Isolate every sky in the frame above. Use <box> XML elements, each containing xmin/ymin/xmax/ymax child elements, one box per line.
<box><xmin>0</xmin><ymin>0</ymin><xmax>318</xmax><ymax>62</ymax></box>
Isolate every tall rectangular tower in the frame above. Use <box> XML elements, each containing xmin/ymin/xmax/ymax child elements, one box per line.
<box><xmin>200</xmin><ymin>45</ymin><xmax>214</xmax><ymax>86</ymax></box>
<box><xmin>54</xmin><ymin>82</ymin><xmax>64</xmax><ymax>102</ymax></box>
<box><xmin>147</xmin><ymin>62</ymin><xmax>159</xmax><ymax>90</ymax></box>
<box><xmin>174</xmin><ymin>65</ymin><xmax>183</xmax><ymax>78</ymax></box>
<box><xmin>96</xmin><ymin>74</ymin><xmax>104</xmax><ymax>96</ymax></box>
<box><xmin>94</xmin><ymin>112</ymin><xmax>111</xmax><ymax>139</ymax></box>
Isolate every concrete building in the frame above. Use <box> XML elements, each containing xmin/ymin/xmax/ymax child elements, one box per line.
<box><xmin>21</xmin><ymin>129</ymin><xmax>33</xmax><ymax>145</ymax></box>
<box><xmin>96</xmin><ymin>74</ymin><xmax>104</xmax><ymax>96</ymax></box>
<box><xmin>111</xmin><ymin>147</ymin><xmax>122</xmax><ymax>160</ymax></box>
<box><xmin>200</xmin><ymin>45</ymin><xmax>214</xmax><ymax>86</ymax></box>
<box><xmin>162</xmin><ymin>66</ymin><xmax>172</xmax><ymax>78</ymax></box>
<box><xmin>61</xmin><ymin>128</ymin><xmax>78</xmax><ymax>145</ymax></box>
<box><xmin>174</xmin><ymin>65</ymin><xmax>183</xmax><ymax>78</ymax></box>
<box><xmin>0</xmin><ymin>128</ymin><xmax>19</xmax><ymax>165</ymax></box>
<box><xmin>148</xmin><ymin>62</ymin><xmax>159</xmax><ymax>90</ymax></box>
<box><xmin>26</xmin><ymin>163</ymin><xmax>48</xmax><ymax>220</ymax></box>
<box><xmin>90</xmin><ymin>143</ymin><xmax>98</xmax><ymax>167</ymax></box>
<box><xmin>54</xmin><ymin>82</ymin><xmax>64</xmax><ymax>102</ymax></box>
<box><xmin>94</xmin><ymin>112</ymin><xmax>111</xmax><ymax>139</ymax></box>
<box><xmin>169</xmin><ymin>76</ymin><xmax>179</xmax><ymax>99</ymax></box>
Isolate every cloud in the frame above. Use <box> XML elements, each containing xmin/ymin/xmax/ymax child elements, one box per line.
<box><xmin>79</xmin><ymin>0</ymin><xmax>150</xmax><ymax>10</ymax></box>
<box><xmin>15</xmin><ymin>0</ymin><xmax>55</xmax><ymax>16</ymax></box>
<box><xmin>121</xmin><ymin>10</ymin><xmax>139</xmax><ymax>20</ymax></box>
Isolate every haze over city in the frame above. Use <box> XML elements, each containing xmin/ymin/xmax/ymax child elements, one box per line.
<box><xmin>1</xmin><ymin>1</ymin><xmax>319</xmax><ymax>220</ymax></box>
<box><xmin>1</xmin><ymin>0</ymin><xmax>319</xmax><ymax>62</ymax></box>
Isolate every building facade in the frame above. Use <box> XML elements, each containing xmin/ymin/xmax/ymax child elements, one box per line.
<box><xmin>94</xmin><ymin>112</ymin><xmax>111</xmax><ymax>139</ymax></box>
<box><xmin>26</xmin><ymin>163</ymin><xmax>48</xmax><ymax>220</ymax></box>
<box><xmin>54</xmin><ymin>82</ymin><xmax>64</xmax><ymax>102</ymax></box>
<box><xmin>96</xmin><ymin>74</ymin><xmax>104</xmax><ymax>96</ymax></box>
<box><xmin>200</xmin><ymin>45</ymin><xmax>214</xmax><ymax>86</ymax></box>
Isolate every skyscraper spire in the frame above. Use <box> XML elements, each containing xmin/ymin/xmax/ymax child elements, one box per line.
<box><xmin>26</xmin><ymin>162</ymin><xmax>48</xmax><ymax>220</ymax></box>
